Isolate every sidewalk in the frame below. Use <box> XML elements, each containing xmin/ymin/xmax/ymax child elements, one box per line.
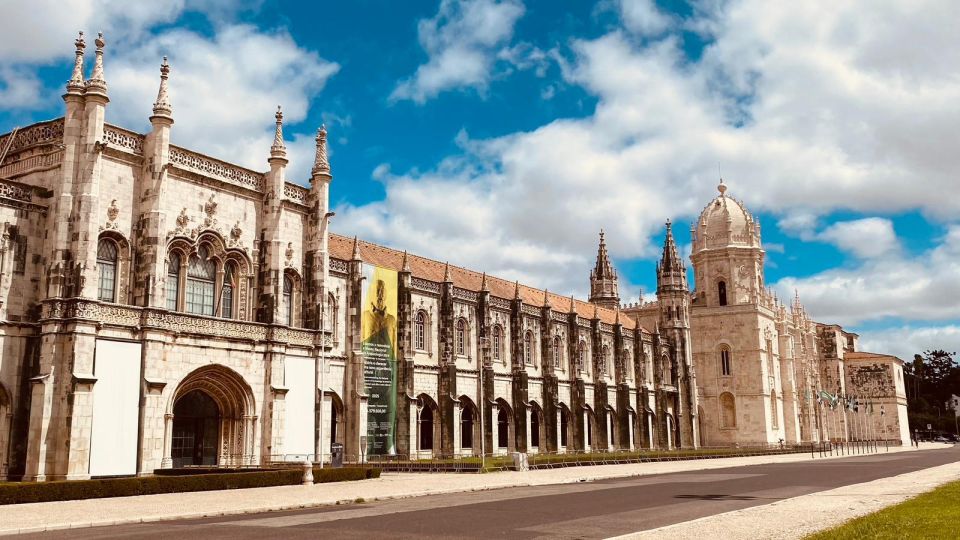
<box><xmin>0</xmin><ymin>443</ymin><xmax>945</xmax><ymax>536</ymax></box>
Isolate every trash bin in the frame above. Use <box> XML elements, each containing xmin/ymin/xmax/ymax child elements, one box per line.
<box><xmin>331</xmin><ymin>443</ymin><xmax>344</xmax><ymax>468</ymax></box>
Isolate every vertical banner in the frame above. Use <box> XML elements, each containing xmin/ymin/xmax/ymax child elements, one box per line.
<box><xmin>361</xmin><ymin>264</ymin><xmax>398</xmax><ymax>455</ymax></box>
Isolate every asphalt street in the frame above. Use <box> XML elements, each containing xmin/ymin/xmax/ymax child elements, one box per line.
<box><xmin>23</xmin><ymin>446</ymin><xmax>960</xmax><ymax>540</ymax></box>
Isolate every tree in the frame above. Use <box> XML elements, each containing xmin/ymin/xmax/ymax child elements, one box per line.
<box><xmin>905</xmin><ymin>350</ymin><xmax>958</xmax><ymax>434</ymax></box>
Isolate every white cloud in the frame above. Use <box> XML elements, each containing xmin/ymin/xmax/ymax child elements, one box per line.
<box><xmin>618</xmin><ymin>0</ymin><xmax>672</xmax><ymax>36</ymax></box>
<box><xmin>859</xmin><ymin>325</ymin><xmax>960</xmax><ymax>361</ymax></box>
<box><xmin>390</xmin><ymin>0</ymin><xmax>526</xmax><ymax>103</ymax></box>
<box><xmin>107</xmin><ymin>24</ymin><xmax>338</xmax><ymax>182</ymax></box>
<box><xmin>340</xmin><ymin>0</ymin><xmax>960</xmax><ymax>303</ymax></box>
<box><xmin>818</xmin><ymin>217</ymin><xmax>900</xmax><ymax>259</ymax></box>
<box><xmin>776</xmin><ymin>225</ymin><xmax>960</xmax><ymax>326</ymax></box>
<box><xmin>0</xmin><ymin>1</ymin><xmax>339</xmax><ymax>184</ymax></box>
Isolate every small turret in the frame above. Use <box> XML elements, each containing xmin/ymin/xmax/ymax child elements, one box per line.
<box><xmin>589</xmin><ymin>230</ymin><xmax>620</xmax><ymax>310</ymax></box>
<box><xmin>84</xmin><ymin>32</ymin><xmax>108</xmax><ymax>100</ymax></box>
<box><xmin>66</xmin><ymin>31</ymin><xmax>86</xmax><ymax>96</ymax></box>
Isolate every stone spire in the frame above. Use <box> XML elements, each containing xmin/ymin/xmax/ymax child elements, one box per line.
<box><xmin>543</xmin><ymin>288</ymin><xmax>551</xmax><ymax>308</ymax></box>
<box><xmin>480</xmin><ymin>272</ymin><xmax>489</xmax><ymax>292</ymax></box>
<box><xmin>270</xmin><ymin>105</ymin><xmax>287</xmax><ymax>159</ymax></box>
<box><xmin>514</xmin><ymin>280</ymin><xmax>521</xmax><ymax>300</ymax></box>
<box><xmin>569</xmin><ymin>293</ymin><xmax>577</xmax><ymax>314</ymax></box>
<box><xmin>85</xmin><ymin>31</ymin><xmax>107</xmax><ymax>98</ymax></box>
<box><xmin>401</xmin><ymin>250</ymin><xmax>411</xmax><ymax>273</ymax></box>
<box><xmin>443</xmin><ymin>261</ymin><xmax>452</xmax><ymax>283</ymax></box>
<box><xmin>351</xmin><ymin>236</ymin><xmax>361</xmax><ymax>260</ymax></box>
<box><xmin>589</xmin><ymin>229</ymin><xmax>620</xmax><ymax>310</ymax></box>
<box><xmin>659</xmin><ymin>219</ymin><xmax>684</xmax><ymax>274</ymax></box>
<box><xmin>151</xmin><ymin>56</ymin><xmax>172</xmax><ymax>120</ymax></box>
<box><xmin>312</xmin><ymin>124</ymin><xmax>330</xmax><ymax>177</ymax></box>
<box><xmin>66</xmin><ymin>31</ymin><xmax>86</xmax><ymax>95</ymax></box>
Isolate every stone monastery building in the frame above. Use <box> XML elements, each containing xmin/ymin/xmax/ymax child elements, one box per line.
<box><xmin>0</xmin><ymin>34</ymin><xmax>909</xmax><ymax>480</ymax></box>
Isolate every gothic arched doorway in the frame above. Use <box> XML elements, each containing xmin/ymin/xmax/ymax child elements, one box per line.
<box><xmin>166</xmin><ymin>364</ymin><xmax>256</xmax><ymax>468</ymax></box>
<box><xmin>172</xmin><ymin>390</ymin><xmax>220</xmax><ymax>467</ymax></box>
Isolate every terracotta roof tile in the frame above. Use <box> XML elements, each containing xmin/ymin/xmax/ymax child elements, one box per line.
<box><xmin>844</xmin><ymin>351</ymin><xmax>901</xmax><ymax>361</ymax></box>
<box><xmin>329</xmin><ymin>233</ymin><xmax>640</xmax><ymax>331</ymax></box>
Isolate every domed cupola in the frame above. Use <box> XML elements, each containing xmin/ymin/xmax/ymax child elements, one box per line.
<box><xmin>691</xmin><ymin>180</ymin><xmax>761</xmax><ymax>254</ymax></box>
<box><xmin>689</xmin><ymin>180</ymin><xmax>766</xmax><ymax>308</ymax></box>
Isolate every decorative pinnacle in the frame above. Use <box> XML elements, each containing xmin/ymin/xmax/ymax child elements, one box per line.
<box><xmin>718</xmin><ymin>177</ymin><xmax>727</xmax><ymax>196</ymax></box>
<box><xmin>569</xmin><ymin>293</ymin><xmax>577</xmax><ymax>314</ymax></box>
<box><xmin>85</xmin><ymin>31</ymin><xmax>107</xmax><ymax>95</ymax></box>
<box><xmin>67</xmin><ymin>31</ymin><xmax>86</xmax><ymax>92</ymax></box>
<box><xmin>443</xmin><ymin>261</ymin><xmax>452</xmax><ymax>282</ymax></box>
<box><xmin>270</xmin><ymin>105</ymin><xmax>286</xmax><ymax>158</ymax></box>
<box><xmin>480</xmin><ymin>272</ymin><xmax>489</xmax><ymax>291</ymax></box>
<box><xmin>351</xmin><ymin>235</ymin><xmax>361</xmax><ymax>260</ymax></box>
<box><xmin>543</xmin><ymin>288</ymin><xmax>551</xmax><ymax>308</ymax></box>
<box><xmin>514</xmin><ymin>280</ymin><xmax>521</xmax><ymax>300</ymax></box>
<box><xmin>152</xmin><ymin>56</ymin><xmax>172</xmax><ymax>119</ymax></box>
<box><xmin>401</xmin><ymin>250</ymin><xmax>411</xmax><ymax>273</ymax></box>
<box><xmin>312</xmin><ymin>124</ymin><xmax>330</xmax><ymax>176</ymax></box>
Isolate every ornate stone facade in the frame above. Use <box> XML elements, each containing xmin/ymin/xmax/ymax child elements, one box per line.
<box><xmin>0</xmin><ymin>36</ymin><xmax>696</xmax><ymax>481</ymax></box>
<box><xmin>0</xmin><ymin>37</ymin><xmax>909</xmax><ymax>481</ymax></box>
<box><xmin>623</xmin><ymin>182</ymin><xmax>910</xmax><ymax>447</ymax></box>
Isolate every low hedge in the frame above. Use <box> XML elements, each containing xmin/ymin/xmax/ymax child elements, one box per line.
<box><xmin>0</xmin><ymin>466</ymin><xmax>381</xmax><ymax>505</ymax></box>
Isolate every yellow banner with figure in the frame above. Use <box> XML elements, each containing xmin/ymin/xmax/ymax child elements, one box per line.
<box><xmin>360</xmin><ymin>264</ymin><xmax>398</xmax><ymax>455</ymax></box>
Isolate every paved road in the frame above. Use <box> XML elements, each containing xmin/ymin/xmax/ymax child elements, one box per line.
<box><xmin>25</xmin><ymin>446</ymin><xmax>959</xmax><ymax>540</ymax></box>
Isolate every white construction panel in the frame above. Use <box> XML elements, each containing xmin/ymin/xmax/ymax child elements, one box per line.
<box><xmin>284</xmin><ymin>355</ymin><xmax>316</xmax><ymax>458</ymax></box>
<box><xmin>90</xmin><ymin>340</ymin><xmax>141</xmax><ymax>477</ymax></box>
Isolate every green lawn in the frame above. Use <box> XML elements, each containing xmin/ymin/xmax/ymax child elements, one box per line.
<box><xmin>805</xmin><ymin>479</ymin><xmax>960</xmax><ymax>539</ymax></box>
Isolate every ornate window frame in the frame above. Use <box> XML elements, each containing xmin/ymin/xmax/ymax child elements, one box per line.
<box><xmin>719</xmin><ymin>345</ymin><xmax>732</xmax><ymax>377</ymax></box>
<box><xmin>166</xmin><ymin>231</ymin><xmax>252</xmax><ymax>320</ymax></box>
<box><xmin>97</xmin><ymin>231</ymin><xmax>131</xmax><ymax>304</ymax></box>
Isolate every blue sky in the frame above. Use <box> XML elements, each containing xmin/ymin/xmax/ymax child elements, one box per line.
<box><xmin>1</xmin><ymin>0</ymin><xmax>958</xmax><ymax>358</ymax></box>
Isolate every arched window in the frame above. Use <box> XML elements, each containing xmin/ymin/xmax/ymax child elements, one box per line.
<box><xmin>415</xmin><ymin>311</ymin><xmax>427</xmax><ymax>351</ymax></box>
<box><xmin>221</xmin><ymin>262</ymin><xmax>236</xmax><ymax>319</ymax></box>
<box><xmin>166</xmin><ymin>252</ymin><xmax>181</xmax><ymax>311</ymax></box>
<box><xmin>524</xmin><ymin>331</ymin><xmax>534</xmax><ymax>365</ymax></box>
<box><xmin>324</xmin><ymin>293</ymin><xmax>338</xmax><ymax>336</ymax></box>
<box><xmin>602</xmin><ymin>345</ymin><xmax>612</xmax><ymax>376</ymax></box>
<box><xmin>456</xmin><ymin>318</ymin><xmax>467</xmax><ymax>356</ymax></box>
<box><xmin>718</xmin><ymin>280</ymin><xmax>727</xmax><ymax>306</ymax></box>
<box><xmin>96</xmin><ymin>238</ymin><xmax>118</xmax><ymax>302</ymax></box>
<box><xmin>720</xmin><ymin>392</ymin><xmax>736</xmax><ymax>428</ymax></box>
<box><xmin>720</xmin><ymin>346</ymin><xmax>732</xmax><ymax>376</ymax></box>
<box><xmin>553</xmin><ymin>336</ymin><xmax>562</xmax><ymax>369</ymax></box>
<box><xmin>577</xmin><ymin>341</ymin><xmax>586</xmax><ymax>373</ymax></box>
<box><xmin>492</xmin><ymin>325</ymin><xmax>503</xmax><ymax>363</ymax></box>
<box><xmin>770</xmin><ymin>392</ymin><xmax>779</xmax><ymax>428</ymax></box>
<box><xmin>282</xmin><ymin>275</ymin><xmax>294</xmax><ymax>326</ymax></box>
<box><xmin>661</xmin><ymin>354</ymin><xmax>671</xmax><ymax>384</ymax></box>
<box><xmin>186</xmin><ymin>246</ymin><xmax>216</xmax><ymax>316</ymax></box>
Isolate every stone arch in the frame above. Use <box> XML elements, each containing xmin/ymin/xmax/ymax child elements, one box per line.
<box><xmin>558</xmin><ymin>402</ymin><xmax>571</xmax><ymax>449</ymax></box>
<box><xmin>495</xmin><ymin>398</ymin><xmax>514</xmax><ymax>452</ymax></box>
<box><xmin>458</xmin><ymin>395</ymin><xmax>479</xmax><ymax>455</ymax></box>
<box><xmin>416</xmin><ymin>394</ymin><xmax>440</xmax><ymax>455</ymax></box>
<box><xmin>97</xmin><ymin>230</ymin><xmax>131</xmax><ymax>304</ymax></box>
<box><xmin>605</xmin><ymin>405</ymin><xmax>619</xmax><ymax>449</ymax></box>
<box><xmin>166</xmin><ymin>365</ymin><xmax>257</xmax><ymax>467</ymax></box>
<box><xmin>529</xmin><ymin>401</ymin><xmax>544</xmax><ymax>450</ymax></box>
<box><xmin>325</xmin><ymin>391</ymin><xmax>345</xmax><ymax>453</ymax></box>
<box><xmin>583</xmin><ymin>404</ymin><xmax>596</xmax><ymax>450</ymax></box>
<box><xmin>720</xmin><ymin>392</ymin><xmax>736</xmax><ymax>429</ymax></box>
<box><xmin>0</xmin><ymin>383</ymin><xmax>10</xmax><ymax>479</ymax></box>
